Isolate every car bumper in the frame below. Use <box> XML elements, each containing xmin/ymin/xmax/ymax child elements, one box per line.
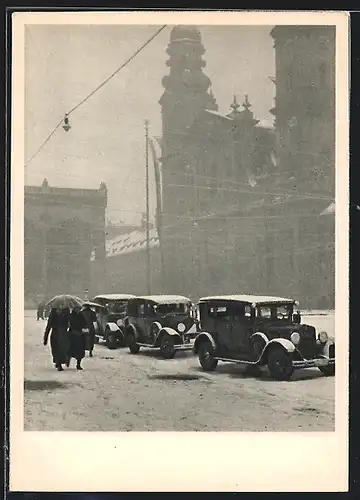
<box><xmin>293</xmin><ymin>357</ymin><xmax>335</xmax><ymax>369</ymax></box>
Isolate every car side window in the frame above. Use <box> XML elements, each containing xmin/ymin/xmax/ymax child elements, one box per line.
<box><xmin>244</xmin><ymin>305</ymin><xmax>252</xmax><ymax>318</ymax></box>
<box><xmin>208</xmin><ymin>305</ymin><xmax>231</xmax><ymax>321</ymax></box>
<box><xmin>257</xmin><ymin>306</ymin><xmax>271</xmax><ymax>319</ymax></box>
<box><xmin>138</xmin><ymin>303</ymin><xmax>145</xmax><ymax>316</ymax></box>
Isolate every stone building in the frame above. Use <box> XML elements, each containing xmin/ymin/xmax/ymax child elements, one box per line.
<box><xmin>157</xmin><ymin>24</ymin><xmax>335</xmax><ymax>307</ymax></box>
<box><xmin>95</xmin><ymin>24</ymin><xmax>336</xmax><ymax>309</ymax></box>
<box><xmin>24</xmin><ymin>179</ymin><xmax>107</xmax><ymax>305</ymax></box>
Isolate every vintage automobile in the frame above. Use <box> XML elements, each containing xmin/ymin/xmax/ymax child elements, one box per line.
<box><xmin>193</xmin><ymin>295</ymin><xmax>335</xmax><ymax>381</ymax></box>
<box><xmin>124</xmin><ymin>295</ymin><xmax>199</xmax><ymax>359</ymax></box>
<box><xmin>91</xmin><ymin>293</ymin><xmax>136</xmax><ymax>349</ymax></box>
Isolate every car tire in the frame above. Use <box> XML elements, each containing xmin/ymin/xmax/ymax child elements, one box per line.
<box><xmin>198</xmin><ymin>341</ymin><xmax>218</xmax><ymax>371</ymax></box>
<box><xmin>126</xmin><ymin>332</ymin><xmax>140</xmax><ymax>354</ymax></box>
<box><xmin>160</xmin><ymin>335</ymin><xmax>176</xmax><ymax>359</ymax></box>
<box><xmin>319</xmin><ymin>364</ymin><xmax>335</xmax><ymax>377</ymax></box>
<box><xmin>267</xmin><ymin>347</ymin><xmax>294</xmax><ymax>381</ymax></box>
<box><xmin>105</xmin><ymin>330</ymin><xmax>118</xmax><ymax>350</ymax></box>
<box><xmin>250</xmin><ymin>337</ymin><xmax>266</xmax><ymax>362</ymax></box>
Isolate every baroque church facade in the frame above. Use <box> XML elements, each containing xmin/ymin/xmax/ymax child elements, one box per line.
<box><xmin>97</xmin><ymin>24</ymin><xmax>335</xmax><ymax>309</ymax></box>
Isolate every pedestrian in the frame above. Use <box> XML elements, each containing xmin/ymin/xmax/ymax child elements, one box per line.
<box><xmin>81</xmin><ymin>303</ymin><xmax>97</xmax><ymax>357</ymax></box>
<box><xmin>68</xmin><ymin>306</ymin><xmax>88</xmax><ymax>370</ymax></box>
<box><xmin>37</xmin><ymin>301</ymin><xmax>45</xmax><ymax>321</ymax></box>
<box><xmin>43</xmin><ymin>307</ymin><xmax>71</xmax><ymax>371</ymax></box>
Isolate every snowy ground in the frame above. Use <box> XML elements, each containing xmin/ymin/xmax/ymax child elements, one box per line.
<box><xmin>24</xmin><ymin>310</ymin><xmax>335</xmax><ymax>431</ymax></box>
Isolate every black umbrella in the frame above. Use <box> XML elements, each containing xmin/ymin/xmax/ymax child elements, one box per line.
<box><xmin>45</xmin><ymin>294</ymin><xmax>84</xmax><ymax>310</ymax></box>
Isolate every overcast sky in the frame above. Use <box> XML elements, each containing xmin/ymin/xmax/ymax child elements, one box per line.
<box><xmin>24</xmin><ymin>24</ymin><xmax>275</xmax><ymax>225</ymax></box>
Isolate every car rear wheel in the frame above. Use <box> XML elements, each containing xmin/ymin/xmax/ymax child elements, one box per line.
<box><xmin>105</xmin><ymin>330</ymin><xmax>118</xmax><ymax>350</ymax></box>
<box><xmin>198</xmin><ymin>341</ymin><xmax>218</xmax><ymax>371</ymax></box>
<box><xmin>160</xmin><ymin>335</ymin><xmax>176</xmax><ymax>359</ymax></box>
<box><xmin>319</xmin><ymin>364</ymin><xmax>335</xmax><ymax>377</ymax></box>
<box><xmin>267</xmin><ymin>347</ymin><xmax>294</xmax><ymax>381</ymax></box>
<box><xmin>126</xmin><ymin>332</ymin><xmax>140</xmax><ymax>354</ymax></box>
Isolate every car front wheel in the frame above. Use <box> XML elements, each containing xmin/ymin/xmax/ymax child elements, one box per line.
<box><xmin>198</xmin><ymin>341</ymin><xmax>218</xmax><ymax>371</ymax></box>
<box><xmin>105</xmin><ymin>330</ymin><xmax>118</xmax><ymax>350</ymax></box>
<box><xmin>126</xmin><ymin>332</ymin><xmax>140</xmax><ymax>354</ymax></box>
<box><xmin>160</xmin><ymin>335</ymin><xmax>176</xmax><ymax>359</ymax></box>
<box><xmin>267</xmin><ymin>347</ymin><xmax>294</xmax><ymax>381</ymax></box>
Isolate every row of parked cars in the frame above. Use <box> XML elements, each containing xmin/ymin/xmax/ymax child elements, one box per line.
<box><xmin>90</xmin><ymin>293</ymin><xmax>335</xmax><ymax>381</ymax></box>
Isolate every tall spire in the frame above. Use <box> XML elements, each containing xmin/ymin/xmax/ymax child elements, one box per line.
<box><xmin>159</xmin><ymin>25</ymin><xmax>217</xmax><ymax>116</ymax></box>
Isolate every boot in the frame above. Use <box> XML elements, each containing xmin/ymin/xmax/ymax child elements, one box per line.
<box><xmin>65</xmin><ymin>357</ymin><xmax>71</xmax><ymax>368</ymax></box>
<box><xmin>89</xmin><ymin>350</ymin><xmax>93</xmax><ymax>357</ymax></box>
<box><xmin>76</xmin><ymin>360</ymin><xmax>83</xmax><ymax>370</ymax></box>
<box><xmin>56</xmin><ymin>364</ymin><xmax>64</xmax><ymax>371</ymax></box>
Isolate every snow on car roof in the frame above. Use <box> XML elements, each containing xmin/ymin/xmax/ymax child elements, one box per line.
<box><xmin>131</xmin><ymin>295</ymin><xmax>192</xmax><ymax>304</ymax></box>
<box><xmin>93</xmin><ymin>294</ymin><xmax>135</xmax><ymax>301</ymax></box>
<box><xmin>198</xmin><ymin>295</ymin><xmax>295</xmax><ymax>305</ymax></box>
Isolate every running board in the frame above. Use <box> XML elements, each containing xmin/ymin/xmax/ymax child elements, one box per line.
<box><xmin>137</xmin><ymin>343</ymin><xmax>194</xmax><ymax>350</ymax></box>
<box><xmin>215</xmin><ymin>357</ymin><xmax>258</xmax><ymax>365</ymax></box>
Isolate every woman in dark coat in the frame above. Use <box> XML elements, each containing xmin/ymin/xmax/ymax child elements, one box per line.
<box><xmin>43</xmin><ymin>307</ymin><xmax>70</xmax><ymax>371</ymax></box>
<box><xmin>68</xmin><ymin>306</ymin><xmax>88</xmax><ymax>370</ymax></box>
<box><xmin>81</xmin><ymin>304</ymin><xmax>97</xmax><ymax>357</ymax></box>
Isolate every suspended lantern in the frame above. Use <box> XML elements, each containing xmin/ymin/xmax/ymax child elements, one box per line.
<box><xmin>63</xmin><ymin>114</ymin><xmax>71</xmax><ymax>132</ymax></box>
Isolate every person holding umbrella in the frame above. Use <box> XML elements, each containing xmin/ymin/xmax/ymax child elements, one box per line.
<box><xmin>43</xmin><ymin>295</ymin><xmax>84</xmax><ymax>371</ymax></box>
<box><xmin>43</xmin><ymin>306</ymin><xmax>71</xmax><ymax>371</ymax></box>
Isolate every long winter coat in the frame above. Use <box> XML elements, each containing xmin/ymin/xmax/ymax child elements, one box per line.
<box><xmin>68</xmin><ymin>310</ymin><xmax>88</xmax><ymax>360</ymax></box>
<box><xmin>81</xmin><ymin>307</ymin><xmax>97</xmax><ymax>351</ymax></box>
<box><xmin>43</xmin><ymin>308</ymin><xmax>70</xmax><ymax>365</ymax></box>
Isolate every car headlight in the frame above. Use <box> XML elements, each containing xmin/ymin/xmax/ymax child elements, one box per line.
<box><xmin>290</xmin><ymin>332</ymin><xmax>300</xmax><ymax>345</ymax></box>
<box><xmin>117</xmin><ymin>319</ymin><xmax>123</xmax><ymax>327</ymax></box>
<box><xmin>177</xmin><ymin>322</ymin><xmax>186</xmax><ymax>333</ymax></box>
<box><xmin>319</xmin><ymin>331</ymin><xmax>328</xmax><ymax>343</ymax></box>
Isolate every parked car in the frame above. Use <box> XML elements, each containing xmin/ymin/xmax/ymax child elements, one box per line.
<box><xmin>124</xmin><ymin>295</ymin><xmax>199</xmax><ymax>358</ymax></box>
<box><xmin>193</xmin><ymin>295</ymin><xmax>335</xmax><ymax>381</ymax></box>
<box><xmin>92</xmin><ymin>294</ymin><xmax>136</xmax><ymax>349</ymax></box>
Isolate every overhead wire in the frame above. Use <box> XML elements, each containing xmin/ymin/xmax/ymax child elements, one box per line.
<box><xmin>24</xmin><ymin>24</ymin><xmax>168</xmax><ymax>168</ymax></box>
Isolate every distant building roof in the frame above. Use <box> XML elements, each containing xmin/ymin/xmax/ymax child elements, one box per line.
<box><xmin>90</xmin><ymin>227</ymin><xmax>159</xmax><ymax>261</ymax></box>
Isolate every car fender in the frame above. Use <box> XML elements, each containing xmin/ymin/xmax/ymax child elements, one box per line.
<box><xmin>320</xmin><ymin>339</ymin><xmax>335</xmax><ymax>358</ymax></box>
<box><xmin>250</xmin><ymin>331</ymin><xmax>269</xmax><ymax>345</ymax></box>
<box><xmin>154</xmin><ymin>327</ymin><xmax>182</xmax><ymax>347</ymax></box>
<box><xmin>125</xmin><ymin>323</ymin><xmax>140</xmax><ymax>341</ymax></box>
<box><xmin>106</xmin><ymin>322</ymin><xmax>121</xmax><ymax>333</ymax></box>
<box><xmin>193</xmin><ymin>332</ymin><xmax>217</xmax><ymax>354</ymax></box>
<box><xmin>150</xmin><ymin>321</ymin><xmax>162</xmax><ymax>335</ymax></box>
<box><xmin>261</xmin><ymin>338</ymin><xmax>296</xmax><ymax>362</ymax></box>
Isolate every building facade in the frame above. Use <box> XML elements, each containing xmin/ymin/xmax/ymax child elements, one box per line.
<box><xmin>24</xmin><ymin>179</ymin><xmax>107</xmax><ymax>306</ymax></box>
<box><xmin>98</xmin><ymin>25</ymin><xmax>336</xmax><ymax>309</ymax></box>
<box><xmin>157</xmin><ymin>24</ymin><xmax>335</xmax><ymax>307</ymax></box>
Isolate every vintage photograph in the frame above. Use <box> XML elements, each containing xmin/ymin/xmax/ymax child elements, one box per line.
<box><xmin>21</xmin><ymin>19</ymin><xmax>339</xmax><ymax>433</ymax></box>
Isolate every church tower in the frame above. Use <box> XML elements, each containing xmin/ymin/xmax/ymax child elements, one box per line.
<box><xmin>270</xmin><ymin>26</ymin><xmax>335</xmax><ymax>196</ymax></box>
<box><xmin>159</xmin><ymin>25</ymin><xmax>218</xmax><ymax>216</ymax></box>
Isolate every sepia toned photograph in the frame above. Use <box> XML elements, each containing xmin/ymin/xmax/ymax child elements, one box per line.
<box><xmin>10</xmin><ymin>10</ymin><xmax>349</xmax><ymax>492</ymax></box>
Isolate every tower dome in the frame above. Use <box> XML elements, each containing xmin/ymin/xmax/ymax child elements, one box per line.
<box><xmin>170</xmin><ymin>25</ymin><xmax>202</xmax><ymax>42</ymax></box>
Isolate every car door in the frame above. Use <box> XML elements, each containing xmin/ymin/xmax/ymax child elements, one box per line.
<box><xmin>213</xmin><ymin>303</ymin><xmax>233</xmax><ymax>353</ymax></box>
<box><xmin>230</xmin><ymin>303</ymin><xmax>252</xmax><ymax>356</ymax></box>
<box><xmin>135</xmin><ymin>300</ymin><xmax>147</xmax><ymax>342</ymax></box>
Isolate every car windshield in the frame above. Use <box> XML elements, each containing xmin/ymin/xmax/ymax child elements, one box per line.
<box><xmin>257</xmin><ymin>303</ymin><xmax>293</xmax><ymax>321</ymax></box>
<box><xmin>106</xmin><ymin>300</ymin><xmax>127</xmax><ymax>314</ymax></box>
<box><xmin>156</xmin><ymin>303</ymin><xmax>190</xmax><ymax>315</ymax></box>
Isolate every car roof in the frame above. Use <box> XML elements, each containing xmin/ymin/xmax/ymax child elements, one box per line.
<box><xmin>93</xmin><ymin>294</ymin><xmax>135</xmax><ymax>301</ymax></box>
<box><xmin>130</xmin><ymin>295</ymin><xmax>191</xmax><ymax>304</ymax></box>
<box><xmin>198</xmin><ymin>295</ymin><xmax>295</xmax><ymax>305</ymax></box>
